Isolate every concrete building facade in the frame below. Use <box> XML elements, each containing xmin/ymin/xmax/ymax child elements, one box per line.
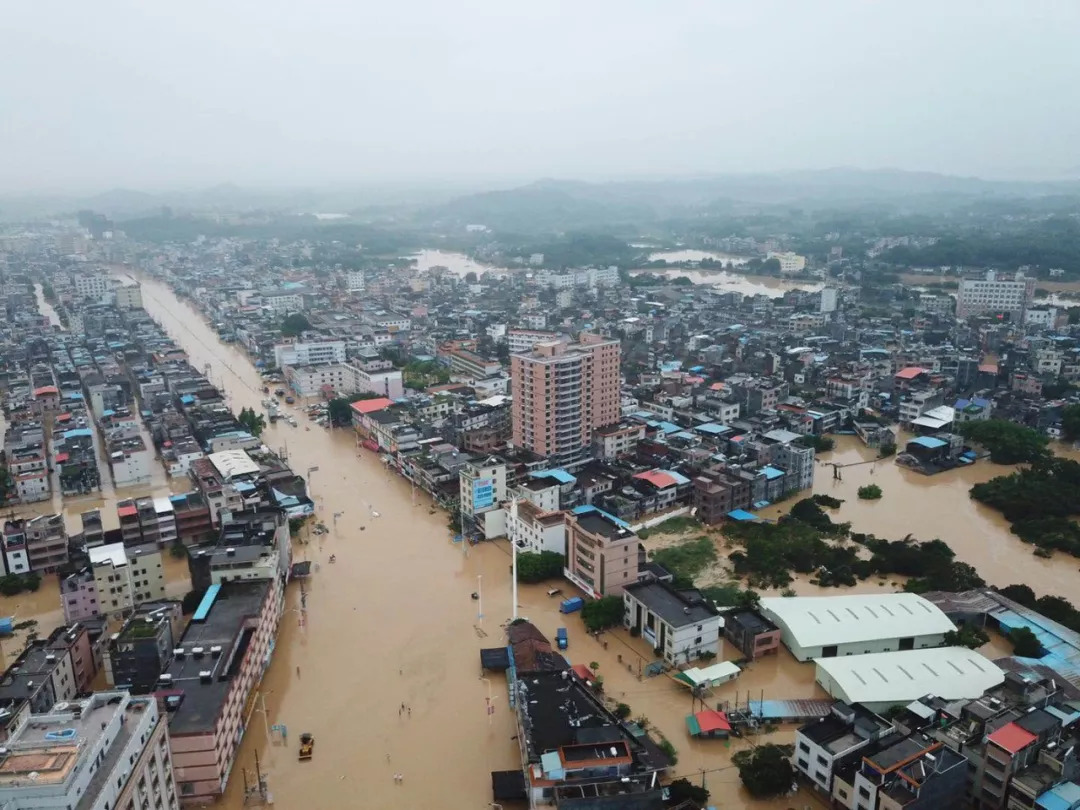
<box><xmin>511</xmin><ymin>333</ymin><xmax>620</xmax><ymax>467</ymax></box>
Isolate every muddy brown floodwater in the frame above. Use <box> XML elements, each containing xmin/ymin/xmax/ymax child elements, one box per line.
<box><xmin>116</xmin><ymin>273</ymin><xmax>832</xmax><ymax>809</ymax></box>
<box><xmin>758</xmin><ymin>437</ymin><xmax>1080</xmax><ymax>599</ymax></box>
<box><xmin>87</xmin><ymin>271</ymin><xmax>1080</xmax><ymax>810</ymax></box>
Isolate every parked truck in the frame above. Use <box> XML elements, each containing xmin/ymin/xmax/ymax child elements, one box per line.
<box><xmin>559</xmin><ymin>596</ymin><xmax>585</xmax><ymax>614</ymax></box>
<box><xmin>556</xmin><ymin>627</ymin><xmax>568</xmax><ymax>650</ymax></box>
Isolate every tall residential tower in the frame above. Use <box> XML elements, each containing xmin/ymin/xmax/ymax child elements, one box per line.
<box><xmin>510</xmin><ymin>333</ymin><xmax>620</xmax><ymax>467</ymax></box>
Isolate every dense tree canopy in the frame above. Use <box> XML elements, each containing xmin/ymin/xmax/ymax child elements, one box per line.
<box><xmin>280</xmin><ymin>312</ymin><xmax>312</xmax><ymax>337</ymax></box>
<box><xmin>732</xmin><ymin>744</ymin><xmax>794</xmax><ymax>798</ymax></box>
<box><xmin>957</xmin><ymin>420</ymin><xmax>1050</xmax><ymax>464</ymax></box>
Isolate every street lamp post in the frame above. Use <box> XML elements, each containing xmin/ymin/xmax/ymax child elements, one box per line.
<box><xmin>332</xmin><ymin>511</ymin><xmax>343</xmax><ymax>536</ymax></box>
<box><xmin>476</xmin><ymin>575</ymin><xmax>483</xmax><ymax>622</ymax></box>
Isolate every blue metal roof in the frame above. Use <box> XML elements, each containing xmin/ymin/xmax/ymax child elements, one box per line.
<box><xmin>657</xmin><ymin>421</ymin><xmax>681</xmax><ymax>434</ymax></box>
<box><xmin>727</xmin><ymin>509</ymin><xmax>757</xmax><ymax>522</ymax></box>
<box><xmin>192</xmin><ymin>583</ymin><xmax>222</xmax><ymax>622</ymax></box>
<box><xmin>1037</xmin><ymin>781</ymin><xmax>1080</xmax><ymax>810</ymax></box>
<box><xmin>63</xmin><ymin>428</ymin><xmax>93</xmax><ymax>439</ymax></box>
<box><xmin>695</xmin><ymin>423</ymin><xmax>730</xmax><ymax>435</ymax></box>
<box><xmin>911</xmin><ymin>436</ymin><xmax>947</xmax><ymax>449</ymax></box>
<box><xmin>761</xmin><ymin>466</ymin><xmax>785</xmax><ymax>480</ymax></box>
<box><xmin>531</xmin><ymin>469</ymin><xmax>576</xmax><ymax>485</ymax></box>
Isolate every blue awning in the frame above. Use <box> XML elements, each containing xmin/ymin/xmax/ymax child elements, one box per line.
<box><xmin>727</xmin><ymin>509</ymin><xmax>758</xmax><ymax>522</ymax></box>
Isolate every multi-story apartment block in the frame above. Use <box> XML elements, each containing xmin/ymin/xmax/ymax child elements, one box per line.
<box><xmin>23</xmin><ymin>513</ymin><xmax>69</xmax><ymax>573</ymax></box>
<box><xmin>957</xmin><ymin>271</ymin><xmax>1036</xmax><ymax>319</ymax></box>
<box><xmin>0</xmin><ymin>691</ymin><xmax>179</xmax><ymax>810</ymax></box>
<box><xmin>346</xmin><ymin>269</ymin><xmax>365</xmax><ymax>292</ymax></box>
<box><xmin>506</xmin><ymin>498</ymin><xmax>566</xmax><ymax>555</ymax></box>
<box><xmin>159</xmin><ymin>579</ymin><xmax>282</xmax><ymax>804</ymax></box>
<box><xmin>563</xmin><ymin>505</ymin><xmax>640</xmax><ymax>597</ymax></box>
<box><xmin>593</xmin><ymin>422</ymin><xmax>646</xmax><ymax>460</ymax></box>
<box><xmin>90</xmin><ymin>542</ymin><xmax>167</xmax><ymax>619</ymax></box>
<box><xmin>72</xmin><ymin>273</ymin><xmax>111</xmax><ymax>300</ymax></box>
<box><xmin>273</xmin><ymin>338</ymin><xmax>346</xmax><ymax>368</ymax></box>
<box><xmin>511</xmin><ymin>333</ymin><xmax>620</xmax><ymax>467</ymax></box>
<box><xmin>506</xmin><ymin>328</ymin><xmax>562</xmax><ymax>355</ymax></box>
<box><xmin>623</xmin><ymin>580</ymin><xmax>721</xmax><ymax>665</ymax></box>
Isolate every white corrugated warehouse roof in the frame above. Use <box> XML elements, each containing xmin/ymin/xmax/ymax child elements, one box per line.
<box><xmin>815</xmin><ymin>647</ymin><xmax>1004</xmax><ymax>705</ymax></box>
<box><xmin>208</xmin><ymin>449</ymin><xmax>260</xmax><ymax>480</ymax></box>
<box><xmin>759</xmin><ymin>593</ymin><xmax>955</xmax><ymax>649</ymax></box>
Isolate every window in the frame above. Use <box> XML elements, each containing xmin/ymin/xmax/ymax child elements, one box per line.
<box><xmin>798</xmin><ymin>742</ymin><xmax>810</xmax><ymax>753</ymax></box>
<box><xmin>797</xmin><ymin>758</ymin><xmax>808</xmax><ymax>770</ymax></box>
<box><xmin>859</xmin><ymin>787</ymin><xmax>870</xmax><ymax>799</ymax></box>
<box><xmin>817</xmin><ymin>755</ymin><xmax>828</xmax><ymax>766</ymax></box>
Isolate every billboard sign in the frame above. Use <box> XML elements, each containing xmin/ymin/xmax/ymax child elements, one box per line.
<box><xmin>472</xmin><ymin>478</ymin><xmax>495</xmax><ymax>510</ymax></box>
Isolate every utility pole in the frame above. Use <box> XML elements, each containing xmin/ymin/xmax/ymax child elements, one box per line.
<box><xmin>477</xmin><ymin>574</ymin><xmax>483</xmax><ymax>622</ymax></box>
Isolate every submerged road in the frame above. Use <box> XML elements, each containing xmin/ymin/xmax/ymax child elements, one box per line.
<box><xmin>130</xmin><ymin>274</ymin><xmax>525</xmax><ymax>807</ymax></box>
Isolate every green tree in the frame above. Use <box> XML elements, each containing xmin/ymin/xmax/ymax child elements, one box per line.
<box><xmin>0</xmin><ymin>575</ymin><xmax>23</xmax><ymax>596</ymax></box>
<box><xmin>999</xmin><ymin>584</ymin><xmax>1037</xmax><ymax>607</ymax></box>
<box><xmin>614</xmin><ymin>702</ymin><xmax>632</xmax><ymax>720</ymax></box>
<box><xmin>280</xmin><ymin>313</ymin><xmax>312</xmax><ymax>337</ymax></box>
<box><xmin>1062</xmin><ymin>404</ymin><xmax>1080</xmax><ymax>441</ymax></box>
<box><xmin>944</xmin><ymin>624</ymin><xmax>989</xmax><ymax>649</ymax></box>
<box><xmin>182</xmin><ymin>588</ymin><xmax>207</xmax><ymax>615</ymax></box>
<box><xmin>581</xmin><ymin>596</ymin><xmax>624</xmax><ymax>632</ymax></box>
<box><xmin>957</xmin><ymin>420</ymin><xmax>1050</xmax><ymax>464</ymax></box>
<box><xmin>237</xmin><ymin>407</ymin><xmax>266</xmax><ymax>437</ymax></box>
<box><xmin>666</xmin><ymin>778</ymin><xmax>709</xmax><ymax>806</ymax></box>
<box><xmin>797</xmin><ymin>434</ymin><xmax>835</xmax><ymax>452</ymax></box>
<box><xmin>0</xmin><ymin>467</ymin><xmax>12</xmax><ymax>507</ymax></box>
<box><xmin>732</xmin><ymin>744</ymin><xmax>795</xmax><ymax>798</ymax></box>
<box><xmin>516</xmin><ymin>551</ymin><xmax>565</xmax><ymax>583</ymax></box>
<box><xmin>327</xmin><ymin>392</ymin><xmax>381</xmax><ymax>427</ymax></box>
<box><xmin>858</xmin><ymin>484</ymin><xmax>883</xmax><ymax>500</ymax></box>
<box><xmin>169</xmin><ymin>539</ymin><xmax>188</xmax><ymax>560</ymax></box>
<box><xmin>1008</xmin><ymin>626</ymin><xmax>1043</xmax><ymax>657</ymax></box>
<box><xmin>22</xmin><ymin>573</ymin><xmax>42</xmax><ymax>593</ymax></box>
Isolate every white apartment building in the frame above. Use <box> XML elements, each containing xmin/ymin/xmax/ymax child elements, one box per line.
<box><xmin>90</xmin><ymin>542</ymin><xmax>167</xmax><ymax>619</ymax></box>
<box><xmin>346</xmin><ymin>269</ymin><xmax>365</xmax><ymax>292</ymax></box>
<box><xmin>768</xmin><ymin>251</ymin><xmax>807</xmax><ymax>274</ymax></box>
<box><xmin>820</xmin><ymin>287</ymin><xmax>838</xmax><ymax>313</ymax></box>
<box><xmin>956</xmin><ymin>271</ymin><xmax>1036</xmax><ymax>319</ymax></box>
<box><xmin>0</xmin><ymin>692</ymin><xmax>179</xmax><ymax>810</ymax></box>
<box><xmin>345</xmin><ymin>363</ymin><xmax>404</xmax><ymax>400</ymax></box>
<box><xmin>285</xmin><ymin>364</ymin><xmax>350</xmax><ymax>397</ymax></box>
<box><xmin>507</xmin><ymin>498</ymin><xmax>566</xmax><ymax>555</ymax></box>
<box><xmin>459</xmin><ymin>457</ymin><xmax>508</xmax><ymax>520</ymax></box>
<box><xmin>534</xmin><ymin>266</ymin><xmax>619</xmax><ymax>289</ymax></box>
<box><xmin>623</xmin><ymin>581</ymin><xmax>722</xmax><ymax>665</ymax></box>
<box><xmin>115</xmin><ymin>283</ymin><xmax>144</xmax><ymax>309</ymax></box>
<box><xmin>109</xmin><ymin>439</ymin><xmax>153</xmax><ymax>486</ymax></box>
<box><xmin>259</xmin><ymin>290</ymin><xmax>304</xmax><ymax>313</ymax></box>
<box><xmin>72</xmin><ymin>273</ymin><xmax>111</xmax><ymax>300</ymax></box>
<box><xmin>273</xmin><ymin>339</ymin><xmax>346</xmax><ymax>368</ymax></box>
<box><xmin>14</xmin><ymin>469</ymin><xmax>50</xmax><ymax>503</ymax></box>
<box><xmin>507</xmin><ymin>328</ymin><xmax>562</xmax><ymax>354</ymax></box>
<box><xmin>1025</xmin><ymin>306</ymin><xmax>1057</xmax><ymax>328</ymax></box>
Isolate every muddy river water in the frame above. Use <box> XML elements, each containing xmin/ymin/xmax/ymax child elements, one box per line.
<box><xmin>6</xmin><ymin>271</ymin><xmax>1079</xmax><ymax>809</ymax></box>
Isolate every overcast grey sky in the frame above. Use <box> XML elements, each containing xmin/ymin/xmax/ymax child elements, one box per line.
<box><xmin>2</xmin><ymin>1</ymin><xmax>1078</xmax><ymax>192</ymax></box>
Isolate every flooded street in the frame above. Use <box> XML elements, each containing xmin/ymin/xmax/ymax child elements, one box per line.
<box><xmin>0</xmin><ymin>272</ymin><xmax>1052</xmax><ymax>808</ymax></box>
<box><xmin>120</xmin><ymin>273</ymin><xmax>830</xmax><ymax>808</ymax></box>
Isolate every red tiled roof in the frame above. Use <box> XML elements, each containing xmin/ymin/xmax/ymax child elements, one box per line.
<box><xmin>987</xmin><ymin>722</ymin><xmax>1037</xmax><ymax>754</ymax></box>
<box><xmin>117</xmin><ymin>505</ymin><xmax>138</xmax><ymax>518</ymax></box>
<box><xmin>33</xmin><ymin>385</ymin><xmax>59</xmax><ymax>397</ymax></box>
<box><xmin>694</xmin><ymin>709</ymin><xmax>732</xmax><ymax>734</ymax></box>
<box><xmin>895</xmin><ymin>367</ymin><xmax>928</xmax><ymax>380</ymax></box>
<box><xmin>633</xmin><ymin>470</ymin><xmax>678</xmax><ymax>489</ymax></box>
<box><xmin>349</xmin><ymin>397</ymin><xmax>394</xmax><ymax>415</ymax></box>
<box><xmin>54</xmin><ymin>452</ymin><xmax>69</xmax><ymax>463</ymax></box>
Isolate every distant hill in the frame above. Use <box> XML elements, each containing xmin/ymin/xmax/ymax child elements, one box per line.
<box><xmin>423</xmin><ymin>169</ymin><xmax>1080</xmax><ymax>233</ymax></box>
